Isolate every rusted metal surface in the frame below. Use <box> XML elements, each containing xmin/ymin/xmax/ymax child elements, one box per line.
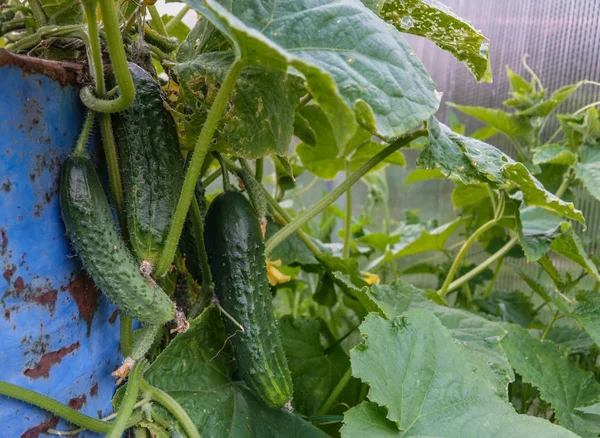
<box><xmin>0</xmin><ymin>49</ymin><xmax>88</xmax><ymax>86</ymax></box>
<box><xmin>0</xmin><ymin>56</ymin><xmax>120</xmax><ymax>436</ymax></box>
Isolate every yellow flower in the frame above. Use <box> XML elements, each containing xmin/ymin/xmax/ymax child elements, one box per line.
<box><xmin>361</xmin><ymin>271</ymin><xmax>380</xmax><ymax>285</ymax></box>
<box><xmin>266</xmin><ymin>259</ymin><xmax>291</xmax><ymax>286</ymax></box>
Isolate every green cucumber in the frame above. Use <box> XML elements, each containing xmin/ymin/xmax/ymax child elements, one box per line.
<box><xmin>204</xmin><ymin>191</ymin><xmax>293</xmax><ymax>408</ymax></box>
<box><xmin>110</xmin><ymin>62</ymin><xmax>183</xmax><ymax>266</ymax></box>
<box><xmin>60</xmin><ymin>155</ymin><xmax>176</xmax><ymax>324</ymax></box>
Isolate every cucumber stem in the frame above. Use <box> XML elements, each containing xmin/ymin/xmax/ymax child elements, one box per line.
<box><xmin>189</xmin><ymin>197</ymin><xmax>214</xmax><ymax>319</ymax></box>
<box><xmin>342</xmin><ymin>160</ymin><xmax>352</xmax><ymax>259</ymax></box>
<box><xmin>437</xmin><ymin>193</ymin><xmax>505</xmax><ymax>298</ymax></box>
<box><xmin>72</xmin><ymin>111</ymin><xmax>96</xmax><ymax>157</ymax></box>
<box><xmin>264</xmin><ymin>129</ymin><xmax>427</xmax><ymax>257</ymax></box>
<box><xmin>81</xmin><ymin>0</ymin><xmax>104</xmax><ymax>93</ymax></box>
<box><xmin>213</xmin><ymin>152</ymin><xmax>231</xmax><ymax>191</ymax></box>
<box><xmin>165</xmin><ymin>5</ymin><xmax>190</xmax><ymax>33</ymax></box>
<box><xmin>140</xmin><ymin>380</ymin><xmax>200</xmax><ymax>438</ymax></box>
<box><xmin>106</xmin><ymin>360</ymin><xmax>146</xmax><ymax>438</ymax></box>
<box><xmin>120</xmin><ymin>314</ymin><xmax>133</xmax><ymax>357</ymax></box>
<box><xmin>317</xmin><ymin>367</ymin><xmax>352</xmax><ymax>416</ymax></box>
<box><xmin>202</xmin><ymin>168</ymin><xmax>221</xmax><ymax>187</ymax></box>
<box><xmin>0</xmin><ymin>381</ymin><xmax>111</xmax><ymax>433</ymax></box>
<box><xmin>147</xmin><ymin>4</ymin><xmax>168</xmax><ymax>36</ymax></box>
<box><xmin>255</xmin><ymin>158</ymin><xmax>264</xmax><ymax>183</ymax></box>
<box><xmin>80</xmin><ymin>0</ymin><xmax>135</xmax><ymax>113</ymax></box>
<box><xmin>154</xmin><ymin>59</ymin><xmax>244</xmax><ymax>276</ymax></box>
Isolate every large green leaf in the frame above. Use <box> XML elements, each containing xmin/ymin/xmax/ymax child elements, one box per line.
<box><xmin>551</xmin><ymin>222</ymin><xmax>600</xmax><ymax>282</ymax></box>
<box><xmin>419</xmin><ymin>118</ymin><xmax>584</xmax><ymax>223</ymax></box>
<box><xmin>177</xmin><ymin>18</ymin><xmax>300</xmax><ymax>157</ymax></box>
<box><xmin>343</xmin><ymin>278</ymin><xmax>514</xmax><ymax>398</ymax></box>
<box><xmin>145</xmin><ymin>307</ymin><xmax>327</xmax><ymax>437</ymax></box>
<box><xmin>278</xmin><ymin>316</ymin><xmax>350</xmax><ymax>415</ymax></box>
<box><xmin>371</xmin><ymin>0</ymin><xmax>491</xmax><ymax>82</ymax></box>
<box><xmin>500</xmin><ymin>323</ymin><xmax>600</xmax><ymax>437</ymax></box>
<box><xmin>343</xmin><ymin>311</ymin><xmax>576</xmax><ymax>437</ymax></box>
<box><xmin>402</xmin><ymin>168</ymin><xmax>445</xmax><ymax>185</ymax></box>
<box><xmin>181</xmin><ymin>0</ymin><xmax>439</xmax><ymax>150</ymax></box>
<box><xmin>575</xmin><ymin>146</ymin><xmax>600</xmax><ymax>201</ymax></box>
<box><xmin>451</xmin><ymin>182</ymin><xmax>489</xmax><ymax>208</ymax></box>
<box><xmin>517</xmin><ymin>206</ymin><xmax>562</xmax><ymax>262</ymax></box>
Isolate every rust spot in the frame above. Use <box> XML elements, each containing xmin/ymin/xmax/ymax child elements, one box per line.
<box><xmin>13</xmin><ymin>276</ymin><xmax>24</xmax><ymax>293</ymax></box>
<box><xmin>108</xmin><ymin>309</ymin><xmax>120</xmax><ymax>324</ymax></box>
<box><xmin>3</xmin><ymin>264</ymin><xmax>16</xmax><ymax>282</ymax></box>
<box><xmin>0</xmin><ymin>49</ymin><xmax>87</xmax><ymax>86</ymax></box>
<box><xmin>5</xmin><ymin>310</ymin><xmax>10</xmax><ymax>320</ymax></box>
<box><xmin>23</xmin><ymin>341</ymin><xmax>79</xmax><ymax>379</ymax></box>
<box><xmin>63</xmin><ymin>272</ymin><xmax>101</xmax><ymax>327</ymax></box>
<box><xmin>29</xmin><ymin>173</ymin><xmax>36</xmax><ymax>182</ymax></box>
<box><xmin>0</xmin><ymin>179</ymin><xmax>10</xmax><ymax>192</ymax></box>
<box><xmin>32</xmin><ymin>289</ymin><xmax>57</xmax><ymax>308</ymax></box>
<box><xmin>68</xmin><ymin>394</ymin><xmax>87</xmax><ymax>410</ymax></box>
<box><xmin>90</xmin><ymin>382</ymin><xmax>99</xmax><ymax>397</ymax></box>
<box><xmin>21</xmin><ymin>416</ymin><xmax>58</xmax><ymax>438</ymax></box>
<box><xmin>1</xmin><ymin>229</ymin><xmax>7</xmax><ymax>255</ymax></box>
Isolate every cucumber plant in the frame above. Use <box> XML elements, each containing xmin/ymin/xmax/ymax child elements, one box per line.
<box><xmin>2</xmin><ymin>0</ymin><xmax>600</xmax><ymax>437</ymax></box>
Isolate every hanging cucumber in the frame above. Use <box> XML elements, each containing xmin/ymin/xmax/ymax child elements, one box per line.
<box><xmin>110</xmin><ymin>62</ymin><xmax>184</xmax><ymax>267</ymax></box>
<box><xmin>59</xmin><ymin>154</ymin><xmax>176</xmax><ymax>325</ymax></box>
<box><xmin>204</xmin><ymin>191</ymin><xmax>293</xmax><ymax>409</ymax></box>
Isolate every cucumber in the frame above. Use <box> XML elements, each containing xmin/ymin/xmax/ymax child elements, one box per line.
<box><xmin>60</xmin><ymin>155</ymin><xmax>176</xmax><ymax>325</ymax></box>
<box><xmin>110</xmin><ymin>62</ymin><xmax>183</xmax><ymax>266</ymax></box>
<box><xmin>204</xmin><ymin>191</ymin><xmax>293</xmax><ymax>408</ymax></box>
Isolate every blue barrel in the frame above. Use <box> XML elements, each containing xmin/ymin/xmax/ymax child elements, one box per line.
<box><xmin>0</xmin><ymin>50</ymin><xmax>121</xmax><ymax>436</ymax></box>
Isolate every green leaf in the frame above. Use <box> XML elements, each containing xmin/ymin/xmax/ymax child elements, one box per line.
<box><xmin>546</xmin><ymin>325</ymin><xmax>594</xmax><ymax>354</ymax></box>
<box><xmin>349</xmin><ymin>141</ymin><xmax>406</xmax><ymax>172</ymax></box>
<box><xmin>265</xmin><ymin>221</ymin><xmax>318</xmax><ymax>266</ymax></box>
<box><xmin>145</xmin><ymin>307</ymin><xmax>327</xmax><ymax>437</ymax></box>
<box><xmin>451</xmin><ymin>182</ymin><xmax>489</xmax><ymax>209</ymax></box>
<box><xmin>344</xmin><ymin>311</ymin><xmax>576</xmax><ymax>437</ymax></box>
<box><xmin>575</xmin><ymin>146</ymin><xmax>600</xmax><ymax>201</ymax></box>
<box><xmin>356</xmin><ymin>232</ymin><xmax>399</xmax><ymax>252</ymax></box>
<box><xmin>420</xmin><ymin>118</ymin><xmax>584</xmax><ymax>222</ymax></box>
<box><xmin>506</xmin><ymin>66</ymin><xmax>532</xmax><ymax>95</ymax></box>
<box><xmin>39</xmin><ymin>0</ymin><xmax>82</xmax><ymax>24</ymax></box>
<box><xmin>381</xmin><ymin>218</ymin><xmax>463</xmax><ymax>262</ymax></box>
<box><xmin>572</xmin><ymin>290</ymin><xmax>600</xmax><ymax>348</ymax></box>
<box><xmin>293</xmin><ymin>112</ymin><xmax>317</xmax><ymax>146</ymax></box>
<box><xmin>517</xmin><ymin>206</ymin><xmax>562</xmax><ymax>262</ymax></box>
<box><xmin>447</xmin><ymin>103</ymin><xmax>531</xmax><ymax>140</ymax></box>
<box><xmin>517</xmin><ymin>269</ymin><xmax>552</xmax><ymax>303</ymax></box>
<box><xmin>504</xmin><ymin>163</ymin><xmax>584</xmax><ymax>224</ymax></box>
<box><xmin>375</xmin><ymin>0</ymin><xmax>492</xmax><ymax>82</ymax></box>
<box><xmin>551</xmin><ymin>222</ymin><xmax>600</xmax><ymax>282</ymax></box>
<box><xmin>278</xmin><ymin>316</ymin><xmax>350</xmax><ymax>415</ymax></box>
<box><xmin>518</xmin><ymin>83</ymin><xmax>582</xmax><ymax>117</ymax></box>
<box><xmin>177</xmin><ymin>18</ymin><xmax>300</xmax><ymax>157</ymax></box>
<box><xmin>183</xmin><ymin>0</ymin><xmax>439</xmax><ymax>149</ymax></box>
<box><xmin>500</xmin><ymin>323</ymin><xmax>600</xmax><ymax>437</ymax></box>
<box><xmin>402</xmin><ymin>168</ymin><xmax>445</xmax><ymax>185</ymax></box>
<box><xmin>359</xmin><ymin>280</ymin><xmax>514</xmax><ymax>398</ymax></box>
<box><xmin>474</xmin><ymin>291</ymin><xmax>534</xmax><ymax>328</ymax></box>
<box><xmin>532</xmin><ymin>144</ymin><xmax>578</xmax><ymax>166</ymax></box>
<box><xmin>163</xmin><ymin>14</ymin><xmax>191</xmax><ymax>42</ymax></box>
<box><xmin>342</xmin><ymin>402</ymin><xmax>399</xmax><ymax>438</ymax></box>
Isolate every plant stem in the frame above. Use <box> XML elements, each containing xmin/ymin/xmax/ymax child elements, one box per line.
<box><xmin>147</xmin><ymin>5</ymin><xmax>168</xmax><ymax>37</ymax></box>
<box><xmin>154</xmin><ymin>59</ymin><xmax>244</xmax><ymax>276</ymax></box>
<box><xmin>317</xmin><ymin>367</ymin><xmax>352</xmax><ymax>416</ymax></box>
<box><xmin>141</xmin><ymin>380</ymin><xmax>200</xmax><ymax>438</ymax></box>
<box><xmin>165</xmin><ymin>5</ymin><xmax>190</xmax><ymax>33</ymax></box>
<box><xmin>107</xmin><ymin>360</ymin><xmax>146</xmax><ymax>438</ymax></box>
<box><xmin>438</xmin><ymin>218</ymin><xmax>499</xmax><ymax>298</ymax></box>
<box><xmin>72</xmin><ymin>111</ymin><xmax>96</xmax><ymax>157</ymax></box>
<box><xmin>483</xmin><ymin>257</ymin><xmax>503</xmax><ymax>299</ymax></box>
<box><xmin>342</xmin><ymin>160</ymin><xmax>352</xmax><ymax>259</ymax></box>
<box><xmin>120</xmin><ymin>314</ymin><xmax>133</xmax><ymax>358</ymax></box>
<box><xmin>444</xmin><ymin>236</ymin><xmax>519</xmax><ymax>295</ymax></box>
<box><xmin>203</xmin><ymin>168</ymin><xmax>221</xmax><ymax>187</ymax></box>
<box><xmin>189</xmin><ymin>197</ymin><xmax>214</xmax><ymax>319</ymax></box>
<box><xmin>555</xmin><ymin>170</ymin><xmax>572</xmax><ymax>198</ymax></box>
<box><xmin>28</xmin><ymin>0</ymin><xmax>47</xmax><ymax>28</ymax></box>
<box><xmin>255</xmin><ymin>158</ymin><xmax>264</xmax><ymax>183</ymax></box>
<box><xmin>98</xmin><ymin>114</ymin><xmax>126</xmax><ymax>230</ymax></box>
<box><xmin>265</xmin><ymin>129</ymin><xmax>427</xmax><ymax>256</ymax></box>
<box><xmin>80</xmin><ymin>0</ymin><xmax>135</xmax><ymax>113</ymax></box>
<box><xmin>541</xmin><ymin>310</ymin><xmax>560</xmax><ymax>341</ymax></box>
<box><xmin>213</xmin><ymin>152</ymin><xmax>231</xmax><ymax>191</ymax></box>
<box><xmin>81</xmin><ymin>0</ymin><xmax>105</xmax><ymax>94</ymax></box>
<box><xmin>0</xmin><ymin>381</ymin><xmax>111</xmax><ymax>433</ymax></box>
